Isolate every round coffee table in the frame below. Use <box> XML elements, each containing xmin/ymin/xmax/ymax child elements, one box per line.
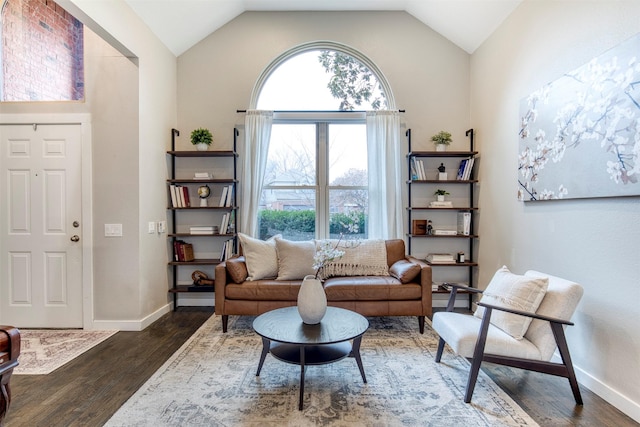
<box><xmin>252</xmin><ymin>306</ymin><xmax>369</xmax><ymax>410</ymax></box>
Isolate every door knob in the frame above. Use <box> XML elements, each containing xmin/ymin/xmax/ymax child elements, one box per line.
<box><xmin>70</xmin><ymin>235</ymin><xmax>80</xmax><ymax>242</ymax></box>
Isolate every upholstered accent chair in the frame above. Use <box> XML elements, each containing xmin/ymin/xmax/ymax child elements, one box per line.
<box><xmin>432</xmin><ymin>269</ymin><xmax>584</xmax><ymax>404</ymax></box>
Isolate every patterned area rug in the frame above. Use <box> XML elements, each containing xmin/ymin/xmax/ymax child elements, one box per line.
<box><xmin>106</xmin><ymin>315</ymin><xmax>539</xmax><ymax>426</ymax></box>
<box><xmin>14</xmin><ymin>329</ymin><xmax>117</xmax><ymax>375</ymax></box>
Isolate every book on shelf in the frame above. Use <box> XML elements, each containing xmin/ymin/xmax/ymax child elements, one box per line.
<box><xmin>173</xmin><ymin>240</ymin><xmax>195</xmax><ymax>262</ymax></box>
<box><xmin>194</xmin><ymin>172</ymin><xmax>212</xmax><ymax>179</ymax></box>
<box><xmin>220</xmin><ymin>239</ymin><xmax>234</xmax><ymax>261</ymax></box>
<box><xmin>182</xmin><ymin>186</ymin><xmax>190</xmax><ymax>207</ymax></box>
<box><xmin>457</xmin><ymin>212</ymin><xmax>471</xmax><ymax>235</ymax></box>
<box><xmin>220</xmin><ymin>213</ymin><xmax>230</xmax><ymax>234</ymax></box>
<box><xmin>219</xmin><ymin>186</ymin><xmax>229</xmax><ymax>207</ymax></box>
<box><xmin>433</xmin><ymin>229</ymin><xmax>457</xmax><ymax>236</ymax></box>
<box><xmin>223</xmin><ymin>184</ymin><xmax>234</xmax><ymax>207</ymax></box>
<box><xmin>429</xmin><ymin>201</ymin><xmax>453</xmax><ymax>208</ymax></box>
<box><xmin>456</xmin><ymin>159</ymin><xmax>468</xmax><ymax>180</ymax></box>
<box><xmin>169</xmin><ymin>185</ymin><xmax>180</xmax><ymax>207</ymax></box>
<box><xmin>411</xmin><ymin>158</ymin><xmax>426</xmax><ymax>180</ymax></box>
<box><xmin>190</xmin><ymin>226</ymin><xmax>215</xmax><ymax>235</ymax></box>
<box><xmin>426</xmin><ymin>253</ymin><xmax>455</xmax><ymax>263</ymax></box>
<box><xmin>463</xmin><ymin>158</ymin><xmax>475</xmax><ymax>180</ymax></box>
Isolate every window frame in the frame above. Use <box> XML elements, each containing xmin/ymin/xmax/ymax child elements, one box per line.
<box><xmin>261</xmin><ymin>111</ymin><xmax>367</xmax><ymax>239</ymax></box>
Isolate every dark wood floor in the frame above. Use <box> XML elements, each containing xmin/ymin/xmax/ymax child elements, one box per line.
<box><xmin>5</xmin><ymin>308</ymin><xmax>638</xmax><ymax>427</ymax></box>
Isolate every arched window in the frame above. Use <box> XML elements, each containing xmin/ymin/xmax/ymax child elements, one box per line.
<box><xmin>253</xmin><ymin>42</ymin><xmax>396</xmax><ymax>240</ymax></box>
<box><xmin>1</xmin><ymin>0</ymin><xmax>84</xmax><ymax>101</ymax></box>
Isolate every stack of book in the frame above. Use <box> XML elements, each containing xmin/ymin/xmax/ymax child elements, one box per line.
<box><xmin>219</xmin><ymin>185</ymin><xmax>234</xmax><ymax>207</ymax></box>
<box><xmin>169</xmin><ymin>185</ymin><xmax>191</xmax><ymax>207</ymax></box>
<box><xmin>429</xmin><ymin>200</ymin><xmax>453</xmax><ymax>208</ymax></box>
<box><xmin>426</xmin><ymin>253</ymin><xmax>455</xmax><ymax>264</ymax></box>
<box><xmin>440</xmin><ymin>282</ymin><xmax>469</xmax><ymax>291</ymax></box>
<box><xmin>194</xmin><ymin>172</ymin><xmax>212</xmax><ymax>179</ymax></box>
<box><xmin>456</xmin><ymin>158</ymin><xmax>476</xmax><ymax>181</ymax></box>
<box><xmin>190</xmin><ymin>226</ymin><xmax>215</xmax><ymax>235</ymax></box>
<box><xmin>173</xmin><ymin>240</ymin><xmax>194</xmax><ymax>262</ymax></box>
<box><xmin>433</xmin><ymin>229</ymin><xmax>457</xmax><ymax>236</ymax></box>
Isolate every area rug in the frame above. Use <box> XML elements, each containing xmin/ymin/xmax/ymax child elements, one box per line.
<box><xmin>106</xmin><ymin>315</ymin><xmax>539</xmax><ymax>427</ymax></box>
<box><xmin>14</xmin><ymin>329</ymin><xmax>117</xmax><ymax>375</ymax></box>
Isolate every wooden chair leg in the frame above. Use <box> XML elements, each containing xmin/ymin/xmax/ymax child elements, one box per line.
<box><xmin>465</xmin><ymin>307</ymin><xmax>493</xmax><ymax>403</ymax></box>
<box><xmin>435</xmin><ymin>338</ymin><xmax>446</xmax><ymax>362</ymax></box>
<box><xmin>222</xmin><ymin>315</ymin><xmax>229</xmax><ymax>333</ymax></box>
<box><xmin>550</xmin><ymin>322</ymin><xmax>583</xmax><ymax>405</ymax></box>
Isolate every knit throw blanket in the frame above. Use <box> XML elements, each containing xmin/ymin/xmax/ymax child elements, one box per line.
<box><xmin>317</xmin><ymin>239</ymin><xmax>389</xmax><ymax>279</ymax></box>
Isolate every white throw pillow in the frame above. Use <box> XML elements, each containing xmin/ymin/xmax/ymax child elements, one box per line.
<box><xmin>237</xmin><ymin>233</ymin><xmax>281</xmax><ymax>281</ymax></box>
<box><xmin>474</xmin><ymin>266</ymin><xmax>549</xmax><ymax>340</ymax></box>
<box><xmin>274</xmin><ymin>237</ymin><xmax>316</xmax><ymax>280</ymax></box>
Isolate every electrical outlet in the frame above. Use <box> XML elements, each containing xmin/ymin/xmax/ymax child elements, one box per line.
<box><xmin>157</xmin><ymin>220</ymin><xmax>166</xmax><ymax>233</ymax></box>
<box><xmin>148</xmin><ymin>221</ymin><xmax>156</xmax><ymax>234</ymax></box>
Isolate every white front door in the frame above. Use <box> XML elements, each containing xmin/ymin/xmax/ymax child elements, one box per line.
<box><xmin>0</xmin><ymin>124</ymin><xmax>83</xmax><ymax>328</ymax></box>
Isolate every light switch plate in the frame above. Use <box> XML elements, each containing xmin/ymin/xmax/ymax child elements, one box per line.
<box><xmin>148</xmin><ymin>221</ymin><xmax>156</xmax><ymax>234</ymax></box>
<box><xmin>157</xmin><ymin>220</ymin><xmax>166</xmax><ymax>233</ymax></box>
<box><xmin>105</xmin><ymin>224</ymin><xmax>123</xmax><ymax>237</ymax></box>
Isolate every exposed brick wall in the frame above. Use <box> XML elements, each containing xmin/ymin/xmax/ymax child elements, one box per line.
<box><xmin>1</xmin><ymin>0</ymin><xmax>84</xmax><ymax>101</ymax></box>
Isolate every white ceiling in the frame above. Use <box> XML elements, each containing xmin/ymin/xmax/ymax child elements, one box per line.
<box><xmin>124</xmin><ymin>0</ymin><xmax>523</xmax><ymax>56</ymax></box>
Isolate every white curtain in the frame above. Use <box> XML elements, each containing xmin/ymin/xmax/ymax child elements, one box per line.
<box><xmin>366</xmin><ymin>111</ymin><xmax>403</xmax><ymax>239</ymax></box>
<box><xmin>240</xmin><ymin>110</ymin><xmax>273</xmax><ymax>237</ymax></box>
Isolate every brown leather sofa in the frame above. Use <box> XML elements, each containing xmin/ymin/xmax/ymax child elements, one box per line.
<box><xmin>214</xmin><ymin>239</ymin><xmax>432</xmax><ymax>333</ymax></box>
<box><xmin>0</xmin><ymin>326</ymin><xmax>20</xmax><ymax>424</ymax></box>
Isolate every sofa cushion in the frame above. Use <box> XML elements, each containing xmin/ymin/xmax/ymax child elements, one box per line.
<box><xmin>389</xmin><ymin>259</ymin><xmax>420</xmax><ymax>284</ymax></box>
<box><xmin>274</xmin><ymin>237</ymin><xmax>316</xmax><ymax>280</ymax></box>
<box><xmin>474</xmin><ymin>266</ymin><xmax>549</xmax><ymax>340</ymax></box>
<box><xmin>237</xmin><ymin>233</ymin><xmax>281</xmax><ymax>281</ymax></box>
<box><xmin>324</xmin><ymin>276</ymin><xmax>421</xmax><ymax>301</ymax></box>
<box><xmin>226</xmin><ymin>256</ymin><xmax>248</xmax><ymax>284</ymax></box>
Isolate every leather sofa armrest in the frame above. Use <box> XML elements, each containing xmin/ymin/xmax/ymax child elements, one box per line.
<box><xmin>214</xmin><ymin>262</ymin><xmax>229</xmax><ymax>315</ymax></box>
<box><xmin>408</xmin><ymin>256</ymin><xmax>433</xmax><ymax>317</ymax></box>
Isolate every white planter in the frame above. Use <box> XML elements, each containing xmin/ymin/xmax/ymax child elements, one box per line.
<box><xmin>297</xmin><ymin>275</ymin><xmax>327</xmax><ymax>324</ymax></box>
<box><xmin>437</xmin><ymin>195</ymin><xmax>445</xmax><ymax>202</ymax></box>
<box><xmin>435</xmin><ymin>144</ymin><xmax>447</xmax><ymax>152</ymax></box>
<box><xmin>195</xmin><ymin>143</ymin><xmax>209</xmax><ymax>151</ymax></box>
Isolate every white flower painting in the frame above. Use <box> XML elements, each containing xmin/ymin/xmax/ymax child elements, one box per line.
<box><xmin>518</xmin><ymin>34</ymin><xmax>640</xmax><ymax>201</ymax></box>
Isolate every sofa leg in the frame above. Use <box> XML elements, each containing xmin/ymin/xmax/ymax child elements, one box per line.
<box><xmin>222</xmin><ymin>315</ymin><xmax>228</xmax><ymax>333</ymax></box>
<box><xmin>418</xmin><ymin>316</ymin><xmax>425</xmax><ymax>334</ymax></box>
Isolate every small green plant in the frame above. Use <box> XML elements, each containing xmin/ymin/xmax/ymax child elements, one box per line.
<box><xmin>434</xmin><ymin>189</ymin><xmax>450</xmax><ymax>196</ymax></box>
<box><xmin>431</xmin><ymin>131</ymin><xmax>452</xmax><ymax>146</ymax></box>
<box><xmin>190</xmin><ymin>128</ymin><xmax>213</xmax><ymax>146</ymax></box>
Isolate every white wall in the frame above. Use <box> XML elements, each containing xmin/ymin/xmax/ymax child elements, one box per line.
<box><xmin>471</xmin><ymin>0</ymin><xmax>640</xmax><ymax>421</ymax></box>
<box><xmin>177</xmin><ymin>11</ymin><xmax>470</xmax><ymax>151</ymax></box>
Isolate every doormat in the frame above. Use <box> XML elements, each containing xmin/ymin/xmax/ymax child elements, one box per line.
<box><xmin>14</xmin><ymin>329</ymin><xmax>118</xmax><ymax>375</ymax></box>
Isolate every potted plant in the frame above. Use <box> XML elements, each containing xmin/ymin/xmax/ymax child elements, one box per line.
<box><xmin>434</xmin><ymin>189</ymin><xmax>450</xmax><ymax>202</ymax></box>
<box><xmin>431</xmin><ymin>131</ymin><xmax>452</xmax><ymax>151</ymax></box>
<box><xmin>191</xmin><ymin>128</ymin><xmax>213</xmax><ymax>151</ymax></box>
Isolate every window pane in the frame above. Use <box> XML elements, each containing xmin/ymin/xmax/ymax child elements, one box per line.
<box><xmin>329</xmin><ymin>189</ymin><xmax>368</xmax><ymax>240</ymax></box>
<box><xmin>258</xmin><ymin>189</ymin><xmax>316</xmax><ymax>241</ymax></box>
<box><xmin>329</xmin><ymin>124</ymin><xmax>367</xmax><ymax>184</ymax></box>
<box><xmin>264</xmin><ymin>124</ymin><xmax>316</xmax><ymax>186</ymax></box>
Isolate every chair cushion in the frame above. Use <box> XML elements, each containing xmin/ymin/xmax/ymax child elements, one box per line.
<box><xmin>237</xmin><ymin>233</ymin><xmax>281</xmax><ymax>281</ymax></box>
<box><xmin>389</xmin><ymin>259</ymin><xmax>421</xmax><ymax>284</ymax></box>
<box><xmin>474</xmin><ymin>266</ymin><xmax>548</xmax><ymax>340</ymax></box>
<box><xmin>433</xmin><ymin>311</ymin><xmax>543</xmax><ymax>360</ymax></box>
<box><xmin>274</xmin><ymin>237</ymin><xmax>316</xmax><ymax>280</ymax></box>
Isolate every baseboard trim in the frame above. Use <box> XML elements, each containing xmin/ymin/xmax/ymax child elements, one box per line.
<box><xmin>576</xmin><ymin>364</ymin><xmax>640</xmax><ymax>423</ymax></box>
<box><xmin>90</xmin><ymin>304</ymin><xmax>172</xmax><ymax>331</ymax></box>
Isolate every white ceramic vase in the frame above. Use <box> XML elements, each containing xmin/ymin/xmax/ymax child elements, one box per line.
<box><xmin>195</xmin><ymin>143</ymin><xmax>209</xmax><ymax>151</ymax></box>
<box><xmin>436</xmin><ymin>144</ymin><xmax>447</xmax><ymax>152</ymax></box>
<box><xmin>297</xmin><ymin>274</ymin><xmax>327</xmax><ymax>324</ymax></box>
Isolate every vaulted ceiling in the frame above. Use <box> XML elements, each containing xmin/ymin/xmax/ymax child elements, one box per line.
<box><xmin>124</xmin><ymin>0</ymin><xmax>522</xmax><ymax>56</ymax></box>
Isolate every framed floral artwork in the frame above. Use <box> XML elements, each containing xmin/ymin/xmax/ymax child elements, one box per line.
<box><xmin>518</xmin><ymin>33</ymin><xmax>640</xmax><ymax>201</ymax></box>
